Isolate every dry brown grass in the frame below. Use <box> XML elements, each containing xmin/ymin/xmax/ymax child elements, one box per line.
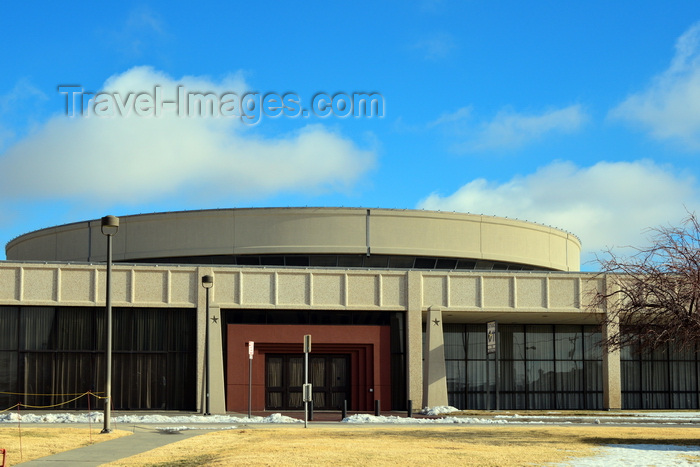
<box><xmin>106</xmin><ymin>425</ymin><xmax>700</xmax><ymax>467</ymax></box>
<box><xmin>0</xmin><ymin>427</ymin><xmax>130</xmax><ymax>466</ymax></box>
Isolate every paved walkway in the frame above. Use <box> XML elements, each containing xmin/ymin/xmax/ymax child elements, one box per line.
<box><xmin>17</xmin><ymin>425</ymin><xmax>214</xmax><ymax>466</ymax></box>
<box><xmin>13</xmin><ymin>411</ymin><xmax>354</xmax><ymax>466</ymax></box>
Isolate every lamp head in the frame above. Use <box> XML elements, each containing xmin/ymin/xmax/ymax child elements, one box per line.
<box><xmin>202</xmin><ymin>275</ymin><xmax>214</xmax><ymax>289</ymax></box>
<box><xmin>101</xmin><ymin>216</ymin><xmax>120</xmax><ymax>236</ymax></box>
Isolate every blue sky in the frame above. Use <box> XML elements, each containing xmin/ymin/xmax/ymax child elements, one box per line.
<box><xmin>2</xmin><ymin>1</ymin><xmax>700</xmax><ymax>268</ymax></box>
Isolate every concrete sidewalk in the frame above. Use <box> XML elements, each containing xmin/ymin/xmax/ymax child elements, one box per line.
<box><xmin>17</xmin><ymin>426</ymin><xmax>215</xmax><ymax>466</ymax></box>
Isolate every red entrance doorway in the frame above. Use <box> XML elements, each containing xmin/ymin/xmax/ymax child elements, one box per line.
<box><xmin>226</xmin><ymin>324</ymin><xmax>391</xmax><ymax>412</ymax></box>
<box><xmin>266</xmin><ymin>354</ymin><xmax>350</xmax><ymax>410</ymax></box>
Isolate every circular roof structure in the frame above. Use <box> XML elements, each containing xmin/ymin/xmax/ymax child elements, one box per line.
<box><xmin>5</xmin><ymin>207</ymin><xmax>581</xmax><ymax>271</ymax></box>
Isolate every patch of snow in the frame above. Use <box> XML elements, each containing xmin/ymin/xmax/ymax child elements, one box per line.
<box><xmin>420</xmin><ymin>406</ymin><xmax>460</xmax><ymax>416</ymax></box>
<box><xmin>493</xmin><ymin>413</ymin><xmax>700</xmax><ymax>424</ymax></box>
<box><xmin>260</xmin><ymin>413</ymin><xmax>302</xmax><ymax>424</ymax></box>
<box><xmin>631</xmin><ymin>412</ymin><xmax>700</xmax><ymax>419</ymax></box>
<box><xmin>155</xmin><ymin>425</ymin><xmax>238</xmax><ymax>432</ymax></box>
<box><xmin>342</xmin><ymin>414</ymin><xmax>507</xmax><ymax>424</ymax></box>
<box><xmin>0</xmin><ymin>412</ymin><xmax>301</xmax><ymax>424</ymax></box>
<box><xmin>557</xmin><ymin>444</ymin><xmax>700</xmax><ymax>466</ymax></box>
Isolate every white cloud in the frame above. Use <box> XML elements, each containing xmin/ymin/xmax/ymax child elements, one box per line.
<box><xmin>104</xmin><ymin>6</ymin><xmax>170</xmax><ymax>58</ymax></box>
<box><xmin>417</xmin><ymin>0</ymin><xmax>446</xmax><ymax>13</ymax></box>
<box><xmin>0</xmin><ymin>79</ymin><xmax>49</xmax><ymax>150</ymax></box>
<box><xmin>0</xmin><ymin>66</ymin><xmax>375</xmax><ymax>203</ymax></box>
<box><xmin>412</xmin><ymin>33</ymin><xmax>457</xmax><ymax>61</ymax></box>
<box><xmin>427</xmin><ymin>106</ymin><xmax>472</xmax><ymax>128</ymax></box>
<box><xmin>610</xmin><ymin>21</ymin><xmax>700</xmax><ymax>149</ymax></box>
<box><xmin>0</xmin><ymin>79</ymin><xmax>48</xmax><ymax>115</ymax></box>
<box><xmin>0</xmin><ymin>125</ymin><xmax>12</xmax><ymax>152</ymax></box>
<box><xmin>417</xmin><ymin>160</ymin><xmax>697</xmax><ymax>262</ymax></box>
<box><xmin>430</xmin><ymin>105</ymin><xmax>587</xmax><ymax>152</ymax></box>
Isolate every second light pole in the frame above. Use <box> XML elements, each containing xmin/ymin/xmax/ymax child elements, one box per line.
<box><xmin>201</xmin><ymin>275</ymin><xmax>214</xmax><ymax>415</ymax></box>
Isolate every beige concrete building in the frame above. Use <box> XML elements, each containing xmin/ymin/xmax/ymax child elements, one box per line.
<box><xmin>0</xmin><ymin>208</ymin><xmax>693</xmax><ymax>412</ymax></box>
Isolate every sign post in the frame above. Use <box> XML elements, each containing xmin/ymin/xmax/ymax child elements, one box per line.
<box><xmin>486</xmin><ymin>321</ymin><xmax>499</xmax><ymax>410</ymax></box>
<box><xmin>248</xmin><ymin>341</ymin><xmax>254</xmax><ymax>418</ymax></box>
<box><xmin>303</xmin><ymin>335</ymin><xmax>311</xmax><ymax>428</ymax></box>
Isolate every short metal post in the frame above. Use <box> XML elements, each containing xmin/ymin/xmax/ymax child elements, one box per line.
<box><xmin>248</xmin><ymin>355</ymin><xmax>252</xmax><ymax>418</ymax></box>
<box><xmin>303</xmin><ymin>335</ymin><xmax>311</xmax><ymax>429</ymax></box>
<box><xmin>407</xmin><ymin>399</ymin><xmax>413</xmax><ymax>418</ymax></box>
<box><xmin>309</xmin><ymin>400</ymin><xmax>314</xmax><ymax>421</ymax></box>
<box><xmin>304</xmin><ymin>345</ymin><xmax>308</xmax><ymax>428</ymax></box>
<box><xmin>342</xmin><ymin>400</ymin><xmax>347</xmax><ymax>420</ymax></box>
<box><xmin>374</xmin><ymin>400</ymin><xmax>380</xmax><ymax>416</ymax></box>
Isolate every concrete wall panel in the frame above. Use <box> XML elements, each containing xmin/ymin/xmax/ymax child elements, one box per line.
<box><xmin>516</xmin><ymin>277</ymin><xmax>547</xmax><ymax>308</ymax></box>
<box><xmin>422</xmin><ymin>275</ymin><xmax>447</xmax><ymax>308</ymax></box>
<box><xmin>381</xmin><ymin>274</ymin><xmax>406</xmax><ymax>308</ymax></box>
<box><xmin>448</xmin><ymin>276</ymin><xmax>480</xmax><ymax>308</ymax></box>
<box><xmin>241</xmin><ymin>272</ymin><xmax>275</xmax><ymax>306</ymax></box>
<box><xmin>0</xmin><ymin>267</ymin><xmax>20</xmax><ymax>301</ymax></box>
<box><xmin>311</xmin><ymin>274</ymin><xmax>345</xmax><ymax>306</ymax></box>
<box><xmin>277</xmin><ymin>273</ymin><xmax>310</xmax><ymax>306</ymax></box>
<box><xmin>482</xmin><ymin>276</ymin><xmax>513</xmax><ymax>309</ymax></box>
<box><xmin>347</xmin><ymin>274</ymin><xmax>379</xmax><ymax>307</ymax></box>
<box><xmin>59</xmin><ymin>268</ymin><xmax>94</xmax><ymax>303</ymax></box>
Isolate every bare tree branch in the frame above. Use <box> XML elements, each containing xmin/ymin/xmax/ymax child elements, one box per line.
<box><xmin>592</xmin><ymin>211</ymin><xmax>700</xmax><ymax>353</ymax></box>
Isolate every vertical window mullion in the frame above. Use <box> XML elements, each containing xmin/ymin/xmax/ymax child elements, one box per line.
<box><xmin>638</xmin><ymin>346</ymin><xmax>643</xmax><ymax>409</ymax></box>
<box><xmin>524</xmin><ymin>325</ymin><xmax>529</xmax><ymax>410</ymax></box>
<box><xmin>552</xmin><ymin>325</ymin><xmax>557</xmax><ymax>409</ymax></box>
<box><xmin>667</xmin><ymin>343</ymin><xmax>672</xmax><ymax>409</ymax></box>
<box><xmin>462</xmin><ymin>327</ymin><xmax>468</xmax><ymax>408</ymax></box>
<box><xmin>579</xmin><ymin>326</ymin><xmax>584</xmax><ymax>409</ymax></box>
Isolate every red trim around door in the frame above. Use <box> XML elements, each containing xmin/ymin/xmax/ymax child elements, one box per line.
<box><xmin>226</xmin><ymin>324</ymin><xmax>391</xmax><ymax>412</ymax></box>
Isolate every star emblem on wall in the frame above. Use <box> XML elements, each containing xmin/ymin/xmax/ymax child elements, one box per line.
<box><xmin>211</xmin><ymin>316</ymin><xmax>219</xmax><ymax>324</ymax></box>
<box><xmin>432</xmin><ymin>318</ymin><xmax>440</xmax><ymax>326</ymax></box>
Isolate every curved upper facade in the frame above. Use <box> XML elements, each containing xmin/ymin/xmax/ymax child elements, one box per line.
<box><xmin>5</xmin><ymin>207</ymin><xmax>581</xmax><ymax>271</ymax></box>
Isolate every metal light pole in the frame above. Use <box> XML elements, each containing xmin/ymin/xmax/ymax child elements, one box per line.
<box><xmin>201</xmin><ymin>275</ymin><xmax>214</xmax><ymax>415</ymax></box>
<box><xmin>100</xmin><ymin>215</ymin><xmax>119</xmax><ymax>433</ymax></box>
